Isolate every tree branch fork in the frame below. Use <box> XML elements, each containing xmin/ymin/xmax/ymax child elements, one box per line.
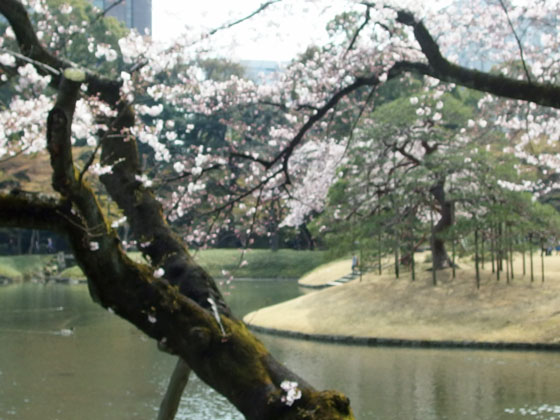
<box><xmin>0</xmin><ymin>1</ymin><xmax>356</xmax><ymax>415</ymax></box>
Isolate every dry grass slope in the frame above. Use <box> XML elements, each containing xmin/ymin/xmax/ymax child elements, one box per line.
<box><xmin>244</xmin><ymin>252</ymin><xmax>560</xmax><ymax>345</ymax></box>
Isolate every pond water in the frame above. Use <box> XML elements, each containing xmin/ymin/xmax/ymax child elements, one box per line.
<box><xmin>1</xmin><ymin>280</ymin><xmax>560</xmax><ymax>420</ymax></box>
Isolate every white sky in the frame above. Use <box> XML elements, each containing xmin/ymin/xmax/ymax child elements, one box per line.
<box><xmin>152</xmin><ymin>1</ymin><xmax>452</xmax><ymax>62</ymax></box>
<box><xmin>152</xmin><ymin>1</ymin><xmax>337</xmax><ymax>62</ymax></box>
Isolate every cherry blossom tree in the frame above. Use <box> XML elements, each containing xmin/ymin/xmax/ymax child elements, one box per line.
<box><xmin>0</xmin><ymin>1</ymin><xmax>355</xmax><ymax>419</ymax></box>
<box><xmin>159</xmin><ymin>0</ymin><xmax>560</xmax><ymax>253</ymax></box>
<box><xmin>2</xmin><ymin>0</ymin><xmax>560</xmax><ymax>419</ymax></box>
<box><xmin>308</xmin><ymin>75</ymin><xmax>490</xmax><ymax>267</ymax></box>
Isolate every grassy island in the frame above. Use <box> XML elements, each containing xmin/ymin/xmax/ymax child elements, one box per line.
<box><xmin>244</xmin><ymin>252</ymin><xmax>560</xmax><ymax>348</ymax></box>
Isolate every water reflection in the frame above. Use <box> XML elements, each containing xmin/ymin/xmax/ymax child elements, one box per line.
<box><xmin>259</xmin><ymin>335</ymin><xmax>560</xmax><ymax>420</ymax></box>
<box><xmin>1</xmin><ymin>281</ymin><xmax>560</xmax><ymax>419</ymax></box>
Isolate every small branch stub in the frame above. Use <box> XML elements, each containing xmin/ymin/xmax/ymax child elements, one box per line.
<box><xmin>63</xmin><ymin>67</ymin><xmax>86</xmax><ymax>82</ymax></box>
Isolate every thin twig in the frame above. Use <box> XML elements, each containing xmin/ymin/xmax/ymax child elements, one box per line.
<box><xmin>0</xmin><ymin>147</ymin><xmax>28</xmax><ymax>164</ymax></box>
<box><xmin>0</xmin><ymin>48</ymin><xmax>60</xmax><ymax>75</ymax></box>
<box><xmin>91</xmin><ymin>0</ymin><xmax>126</xmax><ymax>26</ymax></box>
<box><xmin>341</xmin><ymin>85</ymin><xmax>378</xmax><ymax>158</ymax></box>
<box><xmin>207</xmin><ymin>1</ymin><xmax>282</xmax><ymax>37</ymax></box>
<box><xmin>497</xmin><ymin>0</ymin><xmax>532</xmax><ymax>83</ymax></box>
<box><xmin>200</xmin><ymin>168</ymin><xmax>283</xmax><ymax>216</ymax></box>
<box><xmin>344</xmin><ymin>6</ymin><xmax>371</xmax><ymax>57</ymax></box>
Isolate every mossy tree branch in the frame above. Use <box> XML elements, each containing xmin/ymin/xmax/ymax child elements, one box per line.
<box><xmin>0</xmin><ymin>2</ymin><xmax>356</xmax><ymax>419</ymax></box>
<box><xmin>0</xmin><ymin>190</ymin><xmax>71</xmax><ymax>232</ymax></box>
<box><xmin>98</xmin><ymin>103</ymin><xmax>231</xmax><ymax>315</ymax></box>
<box><xmin>0</xmin><ymin>0</ymin><xmax>121</xmax><ymax>104</ymax></box>
<box><xmin>43</xmin><ymin>71</ymin><xmax>355</xmax><ymax>420</ymax></box>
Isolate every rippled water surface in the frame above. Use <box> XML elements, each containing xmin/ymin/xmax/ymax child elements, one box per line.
<box><xmin>1</xmin><ymin>281</ymin><xmax>559</xmax><ymax>419</ymax></box>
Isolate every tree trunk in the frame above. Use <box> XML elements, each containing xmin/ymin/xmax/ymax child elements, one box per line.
<box><xmin>430</xmin><ymin>210</ymin><xmax>437</xmax><ymax>286</ymax></box>
<box><xmin>429</xmin><ymin>181</ymin><xmax>453</xmax><ymax>270</ymax></box>
<box><xmin>530</xmin><ymin>235</ymin><xmax>534</xmax><ymax>283</ymax></box>
<box><xmin>475</xmin><ymin>228</ymin><xmax>480</xmax><ymax>289</ymax></box>
<box><xmin>394</xmin><ymin>229</ymin><xmax>400</xmax><ymax>279</ymax></box>
<box><xmin>508</xmin><ymin>227</ymin><xmax>514</xmax><ymax>280</ymax></box>
<box><xmin>522</xmin><ymin>241</ymin><xmax>526</xmax><ymax>276</ymax></box>
<box><xmin>490</xmin><ymin>227</ymin><xmax>495</xmax><ymax>273</ymax></box>
<box><xmin>27</xmin><ymin>229</ymin><xmax>36</xmax><ymax>254</ymax></box>
<box><xmin>377</xmin><ymin>229</ymin><xmax>382</xmax><ymax>275</ymax></box>
<box><xmin>16</xmin><ymin>230</ymin><xmax>23</xmax><ymax>255</ymax></box>
<box><xmin>157</xmin><ymin>359</ymin><xmax>192</xmax><ymax>420</ymax></box>
<box><xmin>541</xmin><ymin>238</ymin><xmax>545</xmax><ymax>283</ymax></box>
<box><xmin>496</xmin><ymin>224</ymin><xmax>501</xmax><ymax>281</ymax></box>
<box><xmin>480</xmin><ymin>230</ymin><xmax>485</xmax><ymax>270</ymax></box>
<box><xmin>0</xmin><ymin>2</ymin><xmax>356</xmax><ymax>416</ymax></box>
<box><xmin>451</xmin><ymin>229</ymin><xmax>456</xmax><ymax>279</ymax></box>
<box><xmin>410</xmin><ymin>226</ymin><xmax>415</xmax><ymax>282</ymax></box>
<box><xmin>299</xmin><ymin>223</ymin><xmax>315</xmax><ymax>250</ymax></box>
<box><xmin>269</xmin><ymin>203</ymin><xmax>279</xmax><ymax>251</ymax></box>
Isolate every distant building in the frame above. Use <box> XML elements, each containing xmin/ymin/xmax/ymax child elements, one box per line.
<box><xmin>90</xmin><ymin>0</ymin><xmax>152</xmax><ymax>35</ymax></box>
<box><xmin>241</xmin><ymin>60</ymin><xmax>285</xmax><ymax>83</ymax></box>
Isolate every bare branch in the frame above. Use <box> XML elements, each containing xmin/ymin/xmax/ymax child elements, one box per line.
<box><xmin>344</xmin><ymin>6</ymin><xmax>371</xmax><ymax>57</ymax></box>
<box><xmin>161</xmin><ymin>163</ymin><xmax>223</xmax><ymax>185</ymax></box>
<box><xmin>207</xmin><ymin>1</ymin><xmax>282</xmax><ymax>37</ymax></box>
<box><xmin>230</xmin><ymin>150</ymin><xmax>273</xmax><ymax>167</ymax></box>
<box><xmin>0</xmin><ymin>47</ymin><xmax>60</xmax><ymax>76</ymax></box>
<box><xmin>200</xmin><ymin>167</ymin><xmax>284</xmax><ymax>216</ymax></box>
<box><xmin>271</xmin><ymin>74</ymin><xmax>382</xmax><ymax>172</ymax></box>
<box><xmin>0</xmin><ymin>190</ymin><xmax>70</xmax><ymax>232</ymax></box>
<box><xmin>341</xmin><ymin>85</ymin><xmax>377</xmax><ymax>157</ymax></box>
<box><xmin>78</xmin><ymin>140</ymin><xmax>103</xmax><ymax>184</ymax></box>
<box><xmin>395</xmin><ymin>145</ymin><xmax>422</xmax><ymax>165</ymax></box>
<box><xmin>258</xmin><ymin>100</ymin><xmax>320</xmax><ymax>112</ymax></box>
<box><xmin>91</xmin><ymin>0</ymin><xmax>126</xmax><ymax>25</ymax></box>
<box><xmin>497</xmin><ymin>0</ymin><xmax>532</xmax><ymax>83</ymax></box>
<box><xmin>0</xmin><ymin>146</ymin><xmax>29</xmax><ymax>164</ymax></box>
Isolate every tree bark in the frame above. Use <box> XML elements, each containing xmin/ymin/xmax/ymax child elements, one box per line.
<box><xmin>429</xmin><ymin>181</ymin><xmax>453</xmax><ymax>270</ymax></box>
<box><xmin>299</xmin><ymin>223</ymin><xmax>315</xmax><ymax>250</ymax></box>
<box><xmin>0</xmin><ymin>3</ymin><xmax>355</xmax><ymax>418</ymax></box>
<box><xmin>50</xmin><ymin>71</ymin><xmax>354</xmax><ymax>420</ymax></box>
<box><xmin>475</xmin><ymin>228</ymin><xmax>480</xmax><ymax>289</ymax></box>
<box><xmin>27</xmin><ymin>229</ymin><xmax>37</xmax><ymax>254</ymax></box>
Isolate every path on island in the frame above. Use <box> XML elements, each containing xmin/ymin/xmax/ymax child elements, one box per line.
<box><xmin>297</xmin><ymin>259</ymin><xmax>361</xmax><ymax>288</ymax></box>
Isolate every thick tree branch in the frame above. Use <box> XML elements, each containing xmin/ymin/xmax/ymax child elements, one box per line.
<box><xmin>0</xmin><ymin>0</ymin><xmax>121</xmax><ymax>103</ymax></box>
<box><xmin>393</xmin><ymin>10</ymin><xmax>560</xmax><ymax>109</ymax></box>
<box><xmin>230</xmin><ymin>150</ymin><xmax>273</xmax><ymax>167</ymax></box>
<box><xmin>0</xmin><ymin>2</ymin><xmax>357</xmax><ymax>418</ymax></box>
<box><xmin>395</xmin><ymin>144</ymin><xmax>421</xmax><ymax>165</ymax></box>
<box><xmin>43</xmin><ymin>70</ymin><xmax>350</xmax><ymax>420</ymax></box>
<box><xmin>0</xmin><ymin>0</ymin><xmax>62</xmax><ymax>73</ymax></box>
<box><xmin>0</xmin><ymin>190</ymin><xmax>70</xmax><ymax>232</ymax></box>
<box><xmin>200</xmin><ymin>168</ymin><xmax>284</xmax><ymax>216</ymax></box>
<box><xmin>98</xmin><ymin>106</ymin><xmax>232</xmax><ymax>315</ymax></box>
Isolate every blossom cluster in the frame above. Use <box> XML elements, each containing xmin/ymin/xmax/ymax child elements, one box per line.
<box><xmin>1</xmin><ymin>0</ymin><xmax>558</xmax><ymax>250</ymax></box>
